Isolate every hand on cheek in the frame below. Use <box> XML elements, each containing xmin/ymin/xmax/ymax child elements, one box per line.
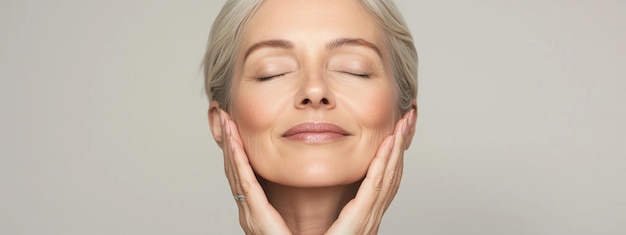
<box><xmin>219</xmin><ymin>110</ymin><xmax>291</xmax><ymax>235</ymax></box>
<box><xmin>326</xmin><ymin>109</ymin><xmax>415</xmax><ymax>235</ymax></box>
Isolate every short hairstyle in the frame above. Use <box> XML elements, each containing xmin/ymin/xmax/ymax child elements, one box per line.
<box><xmin>203</xmin><ymin>0</ymin><xmax>417</xmax><ymax>114</ymax></box>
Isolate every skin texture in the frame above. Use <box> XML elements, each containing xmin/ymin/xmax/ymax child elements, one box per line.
<box><xmin>229</xmin><ymin>0</ymin><xmax>399</xmax><ymax>188</ymax></box>
<box><xmin>208</xmin><ymin>0</ymin><xmax>417</xmax><ymax>234</ymax></box>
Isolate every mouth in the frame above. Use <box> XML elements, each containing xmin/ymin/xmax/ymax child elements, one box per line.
<box><xmin>282</xmin><ymin>122</ymin><xmax>351</xmax><ymax>143</ymax></box>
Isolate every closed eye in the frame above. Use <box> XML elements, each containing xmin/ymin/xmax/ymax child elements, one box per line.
<box><xmin>344</xmin><ymin>72</ymin><xmax>371</xmax><ymax>78</ymax></box>
<box><xmin>257</xmin><ymin>73</ymin><xmax>287</xmax><ymax>81</ymax></box>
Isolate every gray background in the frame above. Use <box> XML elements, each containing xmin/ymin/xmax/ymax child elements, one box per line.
<box><xmin>1</xmin><ymin>0</ymin><xmax>625</xmax><ymax>234</ymax></box>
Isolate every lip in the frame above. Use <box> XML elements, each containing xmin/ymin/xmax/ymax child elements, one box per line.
<box><xmin>282</xmin><ymin>122</ymin><xmax>351</xmax><ymax>143</ymax></box>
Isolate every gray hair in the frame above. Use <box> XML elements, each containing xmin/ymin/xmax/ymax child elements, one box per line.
<box><xmin>203</xmin><ymin>0</ymin><xmax>417</xmax><ymax>114</ymax></box>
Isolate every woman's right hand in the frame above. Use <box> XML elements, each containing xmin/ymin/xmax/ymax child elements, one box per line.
<box><xmin>219</xmin><ymin>110</ymin><xmax>292</xmax><ymax>235</ymax></box>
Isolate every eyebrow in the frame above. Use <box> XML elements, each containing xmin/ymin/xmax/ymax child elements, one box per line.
<box><xmin>244</xmin><ymin>40</ymin><xmax>295</xmax><ymax>62</ymax></box>
<box><xmin>326</xmin><ymin>38</ymin><xmax>381</xmax><ymax>57</ymax></box>
<box><xmin>243</xmin><ymin>38</ymin><xmax>381</xmax><ymax>61</ymax></box>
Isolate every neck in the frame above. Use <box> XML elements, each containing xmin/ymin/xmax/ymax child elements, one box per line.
<box><xmin>261</xmin><ymin>179</ymin><xmax>360</xmax><ymax>235</ymax></box>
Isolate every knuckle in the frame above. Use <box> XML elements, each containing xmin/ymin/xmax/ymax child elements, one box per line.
<box><xmin>373</xmin><ymin>176</ymin><xmax>384</xmax><ymax>192</ymax></box>
<box><xmin>387</xmin><ymin>170</ymin><xmax>399</xmax><ymax>187</ymax></box>
<box><xmin>387</xmin><ymin>168</ymin><xmax>403</xmax><ymax>188</ymax></box>
<box><xmin>239</xmin><ymin>179</ymin><xmax>252</xmax><ymax>195</ymax></box>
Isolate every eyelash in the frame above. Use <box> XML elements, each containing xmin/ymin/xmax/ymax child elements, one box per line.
<box><xmin>257</xmin><ymin>71</ymin><xmax>370</xmax><ymax>81</ymax></box>
<box><xmin>257</xmin><ymin>73</ymin><xmax>286</xmax><ymax>81</ymax></box>
<box><xmin>345</xmin><ymin>72</ymin><xmax>371</xmax><ymax>78</ymax></box>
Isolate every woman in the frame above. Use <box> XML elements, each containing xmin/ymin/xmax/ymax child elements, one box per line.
<box><xmin>203</xmin><ymin>0</ymin><xmax>417</xmax><ymax>234</ymax></box>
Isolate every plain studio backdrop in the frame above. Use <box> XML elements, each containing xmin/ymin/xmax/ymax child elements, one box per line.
<box><xmin>1</xmin><ymin>0</ymin><xmax>625</xmax><ymax>234</ymax></box>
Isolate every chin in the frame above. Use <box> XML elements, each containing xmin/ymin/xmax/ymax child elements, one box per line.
<box><xmin>255</xmin><ymin>158</ymin><xmax>369</xmax><ymax>188</ymax></box>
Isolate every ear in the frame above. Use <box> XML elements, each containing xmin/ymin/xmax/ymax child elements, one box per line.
<box><xmin>208</xmin><ymin>100</ymin><xmax>225</xmax><ymax>149</ymax></box>
<box><xmin>404</xmin><ymin>99</ymin><xmax>418</xmax><ymax>150</ymax></box>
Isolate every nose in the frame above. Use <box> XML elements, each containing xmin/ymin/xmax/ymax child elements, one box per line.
<box><xmin>294</xmin><ymin>73</ymin><xmax>335</xmax><ymax>109</ymax></box>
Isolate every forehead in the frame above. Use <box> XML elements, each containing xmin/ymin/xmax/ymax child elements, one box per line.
<box><xmin>240</xmin><ymin>0</ymin><xmax>384</xmax><ymax>48</ymax></box>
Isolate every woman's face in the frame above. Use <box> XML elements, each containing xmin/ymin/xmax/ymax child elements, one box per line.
<box><xmin>228</xmin><ymin>0</ymin><xmax>400</xmax><ymax>187</ymax></box>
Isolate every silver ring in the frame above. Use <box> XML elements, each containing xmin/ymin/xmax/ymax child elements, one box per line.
<box><xmin>234</xmin><ymin>194</ymin><xmax>246</xmax><ymax>202</ymax></box>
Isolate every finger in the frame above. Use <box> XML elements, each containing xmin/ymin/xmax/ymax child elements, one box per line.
<box><xmin>224</xmin><ymin>117</ymin><xmax>277</xmax><ymax>214</ymax></box>
<box><xmin>330</xmin><ymin>135</ymin><xmax>395</xmax><ymax>234</ymax></box>
<box><xmin>220</xmin><ymin>110</ymin><xmax>233</xmax><ymax>188</ymax></box>
<box><xmin>228</xmin><ymin>126</ymin><xmax>291</xmax><ymax>234</ymax></box>
<box><xmin>404</xmin><ymin>109</ymin><xmax>416</xmax><ymax>149</ymax></box>
<box><xmin>384</xmin><ymin>117</ymin><xmax>408</xmax><ymax>189</ymax></box>
<box><xmin>222</xmin><ymin>113</ymin><xmax>291</xmax><ymax>234</ymax></box>
<box><xmin>228</xmin><ymin>123</ymin><xmax>268</xmax><ymax>209</ymax></box>
<box><xmin>349</xmin><ymin>135</ymin><xmax>395</xmax><ymax>215</ymax></box>
<box><xmin>383</xmin><ymin>156</ymin><xmax>403</xmax><ymax>210</ymax></box>
<box><xmin>221</xmin><ymin>110</ymin><xmax>242</xmax><ymax>196</ymax></box>
<box><xmin>221</xmin><ymin>114</ymin><xmax>255</xmax><ymax>228</ymax></box>
<box><xmin>222</xmin><ymin>111</ymin><xmax>247</xmax><ymax>198</ymax></box>
<box><xmin>372</xmin><ymin>116</ymin><xmax>407</xmax><ymax>218</ymax></box>
<box><xmin>390</xmin><ymin>111</ymin><xmax>411</xmax><ymax>174</ymax></box>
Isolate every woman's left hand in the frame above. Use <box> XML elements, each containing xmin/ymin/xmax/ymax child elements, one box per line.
<box><xmin>325</xmin><ymin>109</ymin><xmax>415</xmax><ymax>235</ymax></box>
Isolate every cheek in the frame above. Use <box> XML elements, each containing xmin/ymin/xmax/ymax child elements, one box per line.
<box><xmin>338</xmin><ymin>81</ymin><xmax>399</xmax><ymax>172</ymax></box>
<box><xmin>229</xmin><ymin>85</ymin><xmax>289</xmax><ymax>165</ymax></box>
<box><xmin>342</xmin><ymin>83</ymin><xmax>398</xmax><ymax>134</ymax></box>
<box><xmin>231</xmin><ymin>82</ymin><xmax>290</xmax><ymax>129</ymax></box>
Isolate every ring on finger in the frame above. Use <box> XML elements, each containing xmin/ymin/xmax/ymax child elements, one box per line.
<box><xmin>233</xmin><ymin>194</ymin><xmax>246</xmax><ymax>202</ymax></box>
